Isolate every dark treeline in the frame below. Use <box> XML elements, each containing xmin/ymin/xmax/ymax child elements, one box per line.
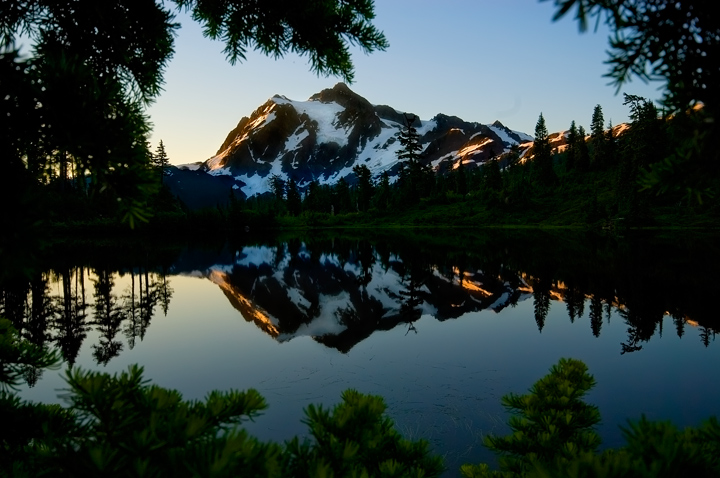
<box><xmin>2</xmin><ymin>230</ymin><xmax>716</xmax><ymax>369</ymax></box>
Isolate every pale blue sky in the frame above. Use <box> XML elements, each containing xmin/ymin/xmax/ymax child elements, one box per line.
<box><xmin>147</xmin><ymin>0</ymin><xmax>664</xmax><ymax>165</ymax></box>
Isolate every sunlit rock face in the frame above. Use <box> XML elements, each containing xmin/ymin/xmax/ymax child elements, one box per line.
<box><xmin>167</xmin><ymin>83</ymin><xmax>533</xmax><ymax>205</ymax></box>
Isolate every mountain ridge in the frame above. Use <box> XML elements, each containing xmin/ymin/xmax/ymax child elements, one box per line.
<box><xmin>166</xmin><ymin>83</ymin><xmax>535</xmax><ymax>208</ymax></box>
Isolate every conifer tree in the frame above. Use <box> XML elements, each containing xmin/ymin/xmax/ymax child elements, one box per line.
<box><xmin>565</xmin><ymin>121</ymin><xmax>578</xmax><ymax>171</ymax></box>
<box><xmin>396</xmin><ymin>113</ymin><xmax>430</xmax><ymax>204</ymax></box>
<box><xmin>269</xmin><ymin>174</ymin><xmax>286</xmax><ymax>202</ymax></box>
<box><xmin>396</xmin><ymin>114</ymin><xmax>422</xmax><ymax>164</ymax></box>
<box><xmin>333</xmin><ymin>177</ymin><xmax>352</xmax><ymax>214</ymax></box>
<box><xmin>461</xmin><ymin>358</ymin><xmax>601</xmax><ymax>478</ymax></box>
<box><xmin>590</xmin><ymin>105</ymin><xmax>606</xmax><ymax>169</ymax></box>
<box><xmin>618</xmin><ymin>94</ymin><xmax>661</xmax><ymax>220</ymax></box>
<box><xmin>374</xmin><ymin>172</ymin><xmax>391</xmax><ymax>210</ymax></box>
<box><xmin>302</xmin><ymin>180</ymin><xmax>323</xmax><ymax>213</ymax></box>
<box><xmin>352</xmin><ymin>164</ymin><xmax>374</xmax><ymax>212</ymax></box>
<box><xmin>286</xmin><ymin>178</ymin><xmax>302</xmax><ymax>216</ymax></box>
<box><xmin>482</xmin><ymin>158</ymin><xmax>502</xmax><ymax>193</ymax></box>
<box><xmin>576</xmin><ymin>126</ymin><xmax>590</xmax><ymax>172</ymax></box>
<box><xmin>455</xmin><ymin>159</ymin><xmax>468</xmax><ymax>196</ymax></box>
<box><xmin>152</xmin><ymin>140</ymin><xmax>170</xmax><ymax>184</ymax></box>
<box><xmin>604</xmin><ymin>120</ymin><xmax>618</xmax><ymax>167</ymax></box>
<box><xmin>532</xmin><ymin>113</ymin><xmax>556</xmax><ymax>187</ymax></box>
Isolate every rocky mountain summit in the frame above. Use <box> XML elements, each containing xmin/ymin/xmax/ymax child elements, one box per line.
<box><xmin>167</xmin><ymin>83</ymin><xmax>533</xmax><ymax>208</ymax></box>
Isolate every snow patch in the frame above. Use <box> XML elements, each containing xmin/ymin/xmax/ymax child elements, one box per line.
<box><xmin>274</xmin><ymin>96</ymin><xmax>350</xmax><ymax>147</ymax></box>
<box><xmin>178</xmin><ymin>163</ymin><xmax>202</xmax><ymax>171</ymax></box>
<box><xmin>512</xmin><ymin>129</ymin><xmax>534</xmax><ymax>142</ymax></box>
<box><xmin>286</xmin><ymin>287</ymin><xmax>312</xmax><ymax>310</ymax></box>
<box><xmin>489</xmin><ymin>124</ymin><xmax>519</xmax><ymax>146</ymax></box>
<box><xmin>209</xmin><ymin>166</ymin><xmax>233</xmax><ymax>176</ymax></box>
<box><xmin>489</xmin><ymin>292</ymin><xmax>510</xmax><ymax>310</ymax></box>
<box><xmin>416</xmin><ymin>119</ymin><xmax>438</xmax><ymax>136</ymax></box>
<box><xmin>235</xmin><ymin>246</ymin><xmax>277</xmax><ymax>267</ymax></box>
<box><xmin>284</xmin><ymin>127</ymin><xmax>310</xmax><ymax>153</ymax></box>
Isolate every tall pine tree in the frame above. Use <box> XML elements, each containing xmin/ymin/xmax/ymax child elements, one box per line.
<box><xmin>333</xmin><ymin>177</ymin><xmax>352</xmax><ymax>214</ymax></box>
<box><xmin>286</xmin><ymin>178</ymin><xmax>301</xmax><ymax>216</ymax></box>
<box><xmin>396</xmin><ymin>113</ymin><xmax>427</xmax><ymax>203</ymax></box>
<box><xmin>269</xmin><ymin>174</ymin><xmax>286</xmax><ymax>202</ymax></box>
<box><xmin>532</xmin><ymin>113</ymin><xmax>556</xmax><ymax>187</ymax></box>
<box><xmin>590</xmin><ymin>105</ymin><xmax>606</xmax><ymax>169</ymax></box>
<box><xmin>482</xmin><ymin>158</ymin><xmax>503</xmax><ymax>193</ymax></box>
<box><xmin>397</xmin><ymin>114</ymin><xmax>422</xmax><ymax>163</ymax></box>
<box><xmin>565</xmin><ymin>121</ymin><xmax>578</xmax><ymax>172</ymax></box>
<box><xmin>604</xmin><ymin>121</ymin><xmax>618</xmax><ymax>167</ymax></box>
<box><xmin>152</xmin><ymin>140</ymin><xmax>170</xmax><ymax>184</ymax></box>
<box><xmin>576</xmin><ymin>125</ymin><xmax>590</xmax><ymax>172</ymax></box>
<box><xmin>374</xmin><ymin>172</ymin><xmax>391</xmax><ymax>210</ymax></box>
<box><xmin>352</xmin><ymin>164</ymin><xmax>374</xmax><ymax>212</ymax></box>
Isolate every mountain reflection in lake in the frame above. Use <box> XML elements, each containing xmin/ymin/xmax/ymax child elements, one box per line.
<box><xmin>5</xmin><ymin>230</ymin><xmax>720</xmax><ymax>473</ymax></box>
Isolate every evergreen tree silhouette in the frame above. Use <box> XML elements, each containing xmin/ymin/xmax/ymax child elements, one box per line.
<box><xmin>286</xmin><ymin>178</ymin><xmax>302</xmax><ymax>216</ymax></box>
<box><xmin>482</xmin><ymin>158</ymin><xmax>503</xmax><ymax>193</ymax></box>
<box><xmin>374</xmin><ymin>172</ymin><xmax>391</xmax><ymax>210</ymax></box>
<box><xmin>576</xmin><ymin>125</ymin><xmax>590</xmax><ymax>172</ymax></box>
<box><xmin>532</xmin><ymin>276</ymin><xmax>551</xmax><ymax>333</ymax></box>
<box><xmin>152</xmin><ymin>140</ymin><xmax>170</xmax><ymax>184</ymax></box>
<box><xmin>54</xmin><ymin>268</ymin><xmax>89</xmax><ymax>367</ymax></box>
<box><xmin>532</xmin><ymin>113</ymin><xmax>556</xmax><ymax>187</ymax></box>
<box><xmin>352</xmin><ymin>164</ymin><xmax>374</xmax><ymax>212</ymax></box>
<box><xmin>396</xmin><ymin>113</ymin><xmax>429</xmax><ymax>203</ymax></box>
<box><xmin>333</xmin><ymin>177</ymin><xmax>352</xmax><ymax>214</ymax></box>
<box><xmin>590</xmin><ymin>105</ymin><xmax>606</xmax><ymax>169</ymax></box>
<box><xmin>589</xmin><ymin>296</ymin><xmax>603</xmax><ymax>337</ymax></box>
<box><xmin>565</xmin><ymin>121</ymin><xmax>578</xmax><ymax>171</ymax></box>
<box><xmin>92</xmin><ymin>269</ymin><xmax>125</xmax><ymax>365</ymax></box>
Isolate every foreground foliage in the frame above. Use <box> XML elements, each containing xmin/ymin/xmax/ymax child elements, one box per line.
<box><xmin>462</xmin><ymin>359</ymin><xmax>601</xmax><ymax>477</ymax></box>
<box><xmin>461</xmin><ymin>359</ymin><xmax>720</xmax><ymax>478</ymax></box>
<box><xmin>2</xmin><ymin>319</ymin><xmax>719</xmax><ymax>477</ymax></box>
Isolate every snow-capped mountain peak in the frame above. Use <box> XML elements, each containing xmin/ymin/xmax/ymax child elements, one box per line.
<box><xmin>168</xmin><ymin>83</ymin><xmax>534</xmax><ymax>206</ymax></box>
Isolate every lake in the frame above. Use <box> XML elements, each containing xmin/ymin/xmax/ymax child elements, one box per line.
<box><xmin>4</xmin><ymin>228</ymin><xmax>719</xmax><ymax>474</ymax></box>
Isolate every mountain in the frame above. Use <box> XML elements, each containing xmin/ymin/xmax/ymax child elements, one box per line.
<box><xmin>166</xmin><ymin>83</ymin><xmax>533</xmax><ymax>208</ymax></box>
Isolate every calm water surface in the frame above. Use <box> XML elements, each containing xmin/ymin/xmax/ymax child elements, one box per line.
<box><xmin>5</xmin><ymin>230</ymin><xmax>719</xmax><ymax>473</ymax></box>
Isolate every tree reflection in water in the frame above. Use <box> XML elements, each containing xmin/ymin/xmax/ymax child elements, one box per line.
<box><xmin>54</xmin><ymin>268</ymin><xmax>89</xmax><ymax>367</ymax></box>
<box><xmin>0</xmin><ymin>231</ymin><xmax>717</xmax><ymax>367</ymax></box>
<box><xmin>0</xmin><ymin>265</ymin><xmax>174</xmax><ymax>373</ymax></box>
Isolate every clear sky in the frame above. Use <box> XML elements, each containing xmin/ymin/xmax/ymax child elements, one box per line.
<box><xmin>146</xmin><ymin>0</ymin><xmax>664</xmax><ymax>166</ymax></box>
